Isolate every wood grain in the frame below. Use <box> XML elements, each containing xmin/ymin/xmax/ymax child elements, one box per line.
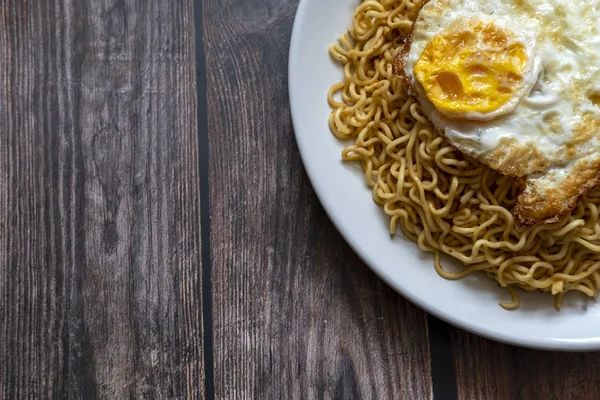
<box><xmin>202</xmin><ymin>0</ymin><xmax>433</xmax><ymax>398</ymax></box>
<box><xmin>0</xmin><ymin>1</ymin><xmax>204</xmax><ymax>398</ymax></box>
<box><xmin>453</xmin><ymin>331</ymin><xmax>600</xmax><ymax>400</ymax></box>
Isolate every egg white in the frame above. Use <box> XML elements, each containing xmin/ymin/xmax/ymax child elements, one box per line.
<box><xmin>405</xmin><ymin>0</ymin><xmax>600</xmax><ymax>176</ymax></box>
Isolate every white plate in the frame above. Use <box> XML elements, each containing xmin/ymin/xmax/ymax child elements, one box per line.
<box><xmin>288</xmin><ymin>0</ymin><xmax>600</xmax><ymax>351</ymax></box>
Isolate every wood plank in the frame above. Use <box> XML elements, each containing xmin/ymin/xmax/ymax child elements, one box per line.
<box><xmin>0</xmin><ymin>1</ymin><xmax>204</xmax><ymax>398</ymax></box>
<box><xmin>203</xmin><ymin>1</ymin><xmax>432</xmax><ymax>398</ymax></box>
<box><xmin>453</xmin><ymin>330</ymin><xmax>600</xmax><ymax>400</ymax></box>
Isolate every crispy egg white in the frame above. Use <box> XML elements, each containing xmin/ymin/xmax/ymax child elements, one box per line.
<box><xmin>401</xmin><ymin>0</ymin><xmax>600</xmax><ymax>225</ymax></box>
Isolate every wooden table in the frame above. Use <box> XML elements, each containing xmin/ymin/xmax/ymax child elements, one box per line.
<box><xmin>2</xmin><ymin>1</ymin><xmax>600</xmax><ymax>399</ymax></box>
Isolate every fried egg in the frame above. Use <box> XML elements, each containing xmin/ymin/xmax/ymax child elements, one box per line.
<box><xmin>397</xmin><ymin>0</ymin><xmax>600</xmax><ymax>226</ymax></box>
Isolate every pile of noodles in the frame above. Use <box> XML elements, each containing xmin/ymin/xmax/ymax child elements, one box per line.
<box><xmin>327</xmin><ymin>0</ymin><xmax>600</xmax><ymax>309</ymax></box>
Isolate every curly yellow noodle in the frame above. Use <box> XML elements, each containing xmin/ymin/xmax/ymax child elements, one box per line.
<box><xmin>499</xmin><ymin>287</ymin><xmax>520</xmax><ymax>310</ymax></box>
<box><xmin>328</xmin><ymin>0</ymin><xmax>600</xmax><ymax>309</ymax></box>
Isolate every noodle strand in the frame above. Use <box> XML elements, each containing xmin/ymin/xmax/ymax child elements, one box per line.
<box><xmin>328</xmin><ymin>0</ymin><xmax>600</xmax><ymax>309</ymax></box>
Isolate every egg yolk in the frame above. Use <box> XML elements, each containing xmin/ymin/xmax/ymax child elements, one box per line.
<box><xmin>414</xmin><ymin>20</ymin><xmax>528</xmax><ymax>116</ymax></box>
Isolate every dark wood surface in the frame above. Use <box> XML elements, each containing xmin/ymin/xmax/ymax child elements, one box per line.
<box><xmin>202</xmin><ymin>1</ymin><xmax>432</xmax><ymax>398</ymax></box>
<box><xmin>452</xmin><ymin>330</ymin><xmax>600</xmax><ymax>400</ymax></box>
<box><xmin>2</xmin><ymin>0</ymin><xmax>600</xmax><ymax>399</ymax></box>
<box><xmin>0</xmin><ymin>1</ymin><xmax>204</xmax><ymax>398</ymax></box>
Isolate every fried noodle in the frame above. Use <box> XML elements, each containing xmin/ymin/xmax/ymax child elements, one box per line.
<box><xmin>327</xmin><ymin>0</ymin><xmax>600</xmax><ymax>309</ymax></box>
